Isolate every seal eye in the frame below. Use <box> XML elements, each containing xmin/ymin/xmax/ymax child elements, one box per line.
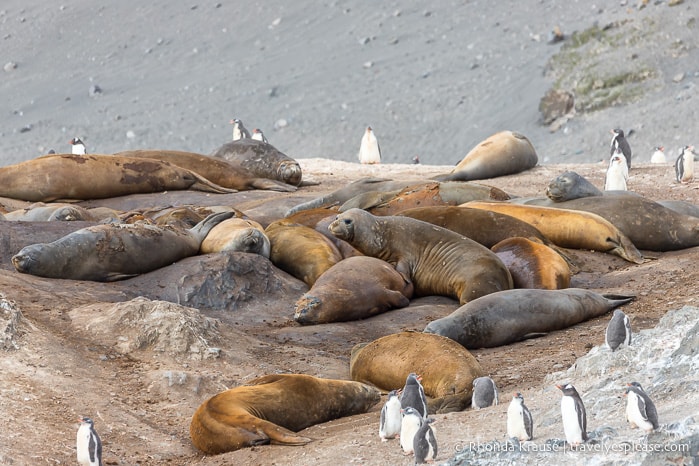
<box><xmin>343</xmin><ymin>219</ymin><xmax>352</xmax><ymax>226</ymax></box>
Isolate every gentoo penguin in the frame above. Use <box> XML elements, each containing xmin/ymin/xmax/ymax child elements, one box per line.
<box><xmin>610</xmin><ymin>128</ymin><xmax>632</xmax><ymax>169</ymax></box>
<box><xmin>400</xmin><ymin>373</ymin><xmax>428</xmax><ymax>419</ymax></box>
<box><xmin>412</xmin><ymin>155</ymin><xmax>421</xmax><ymax>164</ymax></box>
<box><xmin>556</xmin><ymin>383</ymin><xmax>588</xmax><ymax>446</ymax></box>
<box><xmin>251</xmin><ymin>128</ymin><xmax>268</xmax><ymax>143</ymax></box>
<box><xmin>69</xmin><ymin>137</ymin><xmax>87</xmax><ymax>155</ymax></box>
<box><xmin>650</xmin><ymin>146</ymin><xmax>666</xmax><ymax>164</ymax></box>
<box><xmin>471</xmin><ymin>376</ymin><xmax>499</xmax><ymax>409</ymax></box>
<box><xmin>358</xmin><ymin>126</ymin><xmax>381</xmax><ymax>164</ymax></box>
<box><xmin>507</xmin><ymin>392</ymin><xmax>533</xmax><ymax>442</ymax></box>
<box><xmin>604</xmin><ymin>150</ymin><xmax>629</xmax><ymax>191</ymax></box>
<box><xmin>379</xmin><ymin>389</ymin><xmax>402</xmax><ymax>441</ymax></box>
<box><xmin>400</xmin><ymin>407</ymin><xmax>423</xmax><ymax>455</ymax></box>
<box><xmin>230</xmin><ymin>118</ymin><xmax>251</xmax><ymax>141</ymax></box>
<box><xmin>625</xmin><ymin>382</ymin><xmax>659</xmax><ymax>433</ymax></box>
<box><xmin>413</xmin><ymin>417</ymin><xmax>438</xmax><ymax>464</ymax></box>
<box><xmin>605</xmin><ymin>308</ymin><xmax>632</xmax><ymax>351</ymax></box>
<box><xmin>675</xmin><ymin>145</ymin><xmax>695</xmax><ymax>184</ymax></box>
<box><xmin>76</xmin><ymin>417</ymin><xmax>103</xmax><ymax>466</ymax></box>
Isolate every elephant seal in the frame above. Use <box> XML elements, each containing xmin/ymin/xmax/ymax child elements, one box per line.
<box><xmin>210</xmin><ymin>139</ymin><xmax>304</xmax><ymax>187</ymax></box>
<box><xmin>424</xmin><ymin>288</ymin><xmax>635</xmax><ymax>349</ymax></box>
<box><xmin>11</xmin><ymin>211</ymin><xmax>235</xmax><ymax>281</ymax></box>
<box><xmin>545</xmin><ymin>171</ymin><xmax>603</xmax><ymax>202</ymax></box>
<box><xmin>0</xmin><ymin>154</ymin><xmax>235</xmax><ymax>202</ymax></box>
<box><xmin>328</xmin><ymin>208</ymin><xmax>512</xmax><ymax>304</ymax></box>
<box><xmin>349</xmin><ymin>332</ymin><xmax>485</xmax><ymax>413</ymax></box>
<box><xmin>433</xmin><ymin>131</ymin><xmax>538</xmax><ymax>182</ymax></box>
<box><xmin>189</xmin><ymin>373</ymin><xmax>380</xmax><ymax>455</ymax></box>
<box><xmin>294</xmin><ymin>256</ymin><xmax>413</xmax><ymax>324</ymax></box>
<box><xmin>397</xmin><ymin>206</ymin><xmax>554</xmax><ymax>248</ymax></box>
<box><xmin>115</xmin><ymin>149</ymin><xmax>298</xmax><ymax>192</ymax></box>
<box><xmin>200</xmin><ymin>218</ymin><xmax>270</xmax><ymax>257</ymax></box>
<box><xmin>491</xmin><ymin>237</ymin><xmax>570</xmax><ymax>289</ymax></box>
<box><xmin>265</xmin><ymin>221</ymin><xmax>343</xmax><ymax>286</ymax></box>
<box><xmin>4</xmin><ymin>203</ymin><xmax>97</xmax><ymax>222</ymax></box>
<box><xmin>464</xmin><ymin>201</ymin><xmax>644</xmax><ymax>264</ymax></box>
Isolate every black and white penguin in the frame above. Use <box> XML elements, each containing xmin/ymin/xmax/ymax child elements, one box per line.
<box><xmin>400</xmin><ymin>407</ymin><xmax>423</xmax><ymax>455</ymax></box>
<box><xmin>625</xmin><ymin>382</ymin><xmax>659</xmax><ymax>433</ymax></box>
<box><xmin>400</xmin><ymin>373</ymin><xmax>428</xmax><ymax>419</ymax></box>
<box><xmin>412</xmin><ymin>155</ymin><xmax>421</xmax><ymax>164</ymax></box>
<box><xmin>675</xmin><ymin>145</ymin><xmax>695</xmax><ymax>184</ymax></box>
<box><xmin>413</xmin><ymin>417</ymin><xmax>437</xmax><ymax>464</ymax></box>
<box><xmin>76</xmin><ymin>417</ymin><xmax>103</xmax><ymax>466</ymax></box>
<box><xmin>69</xmin><ymin>137</ymin><xmax>87</xmax><ymax>155</ymax></box>
<box><xmin>650</xmin><ymin>146</ymin><xmax>666</xmax><ymax>164</ymax></box>
<box><xmin>230</xmin><ymin>118</ymin><xmax>251</xmax><ymax>141</ymax></box>
<box><xmin>471</xmin><ymin>376</ymin><xmax>499</xmax><ymax>409</ymax></box>
<box><xmin>358</xmin><ymin>126</ymin><xmax>381</xmax><ymax>164</ymax></box>
<box><xmin>251</xmin><ymin>128</ymin><xmax>268</xmax><ymax>143</ymax></box>
<box><xmin>605</xmin><ymin>149</ymin><xmax>629</xmax><ymax>191</ymax></box>
<box><xmin>379</xmin><ymin>389</ymin><xmax>402</xmax><ymax>441</ymax></box>
<box><xmin>507</xmin><ymin>392</ymin><xmax>533</xmax><ymax>442</ymax></box>
<box><xmin>610</xmin><ymin>128</ymin><xmax>632</xmax><ymax>169</ymax></box>
<box><xmin>605</xmin><ymin>308</ymin><xmax>632</xmax><ymax>351</ymax></box>
<box><xmin>556</xmin><ymin>383</ymin><xmax>587</xmax><ymax>446</ymax></box>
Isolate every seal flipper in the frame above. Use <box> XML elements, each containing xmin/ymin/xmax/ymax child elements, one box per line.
<box><xmin>186</xmin><ymin>170</ymin><xmax>239</xmax><ymax>194</ymax></box>
<box><xmin>249</xmin><ymin>178</ymin><xmax>298</xmax><ymax>192</ymax></box>
<box><xmin>608</xmin><ymin>236</ymin><xmax>644</xmax><ymax>264</ymax></box>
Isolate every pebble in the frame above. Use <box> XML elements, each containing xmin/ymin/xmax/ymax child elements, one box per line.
<box><xmin>3</xmin><ymin>61</ymin><xmax>17</xmax><ymax>72</ymax></box>
<box><xmin>89</xmin><ymin>84</ymin><xmax>102</xmax><ymax>97</ymax></box>
<box><xmin>126</xmin><ymin>130</ymin><xmax>136</xmax><ymax>139</ymax></box>
<box><xmin>673</xmin><ymin>72</ymin><xmax>685</xmax><ymax>83</ymax></box>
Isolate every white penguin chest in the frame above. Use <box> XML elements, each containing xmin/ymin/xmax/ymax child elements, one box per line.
<box><xmin>626</xmin><ymin>391</ymin><xmax>653</xmax><ymax>430</ymax></box>
<box><xmin>561</xmin><ymin>396</ymin><xmax>583</xmax><ymax>443</ymax></box>
<box><xmin>400</xmin><ymin>417</ymin><xmax>421</xmax><ymax>453</ymax></box>
<box><xmin>507</xmin><ymin>402</ymin><xmax>527</xmax><ymax>438</ymax></box>
<box><xmin>380</xmin><ymin>399</ymin><xmax>402</xmax><ymax>438</ymax></box>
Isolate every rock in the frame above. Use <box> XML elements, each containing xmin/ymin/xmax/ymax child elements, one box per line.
<box><xmin>3</xmin><ymin>61</ymin><xmax>17</xmax><ymax>72</ymax></box>
<box><xmin>0</xmin><ymin>294</ymin><xmax>23</xmax><ymax>350</ymax></box>
<box><xmin>539</xmin><ymin>88</ymin><xmax>575</xmax><ymax>125</ymax></box>
<box><xmin>89</xmin><ymin>84</ymin><xmax>102</xmax><ymax>96</ymax></box>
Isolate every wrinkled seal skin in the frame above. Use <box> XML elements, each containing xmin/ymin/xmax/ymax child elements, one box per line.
<box><xmin>491</xmin><ymin>237</ymin><xmax>570</xmax><ymax>289</ymax></box>
<box><xmin>349</xmin><ymin>332</ymin><xmax>485</xmax><ymax>414</ymax></box>
<box><xmin>329</xmin><ymin>208</ymin><xmax>512</xmax><ymax>304</ymax></box>
<box><xmin>210</xmin><ymin>139</ymin><xmax>303</xmax><ymax>186</ymax></box>
<box><xmin>200</xmin><ymin>218</ymin><xmax>270</xmax><ymax>257</ymax></box>
<box><xmin>433</xmin><ymin>131</ymin><xmax>538</xmax><ymax>182</ymax></box>
<box><xmin>546</xmin><ymin>171</ymin><xmax>603</xmax><ymax>201</ymax></box>
<box><xmin>189</xmin><ymin>373</ymin><xmax>380</xmax><ymax>455</ymax></box>
<box><xmin>3</xmin><ymin>203</ymin><xmax>97</xmax><ymax>222</ymax></box>
<box><xmin>11</xmin><ymin>211</ymin><xmax>235</xmax><ymax>281</ymax></box>
<box><xmin>294</xmin><ymin>256</ymin><xmax>413</xmax><ymax>324</ymax></box>
<box><xmin>465</xmin><ymin>201</ymin><xmax>644</xmax><ymax>264</ymax></box>
<box><xmin>424</xmin><ymin>288</ymin><xmax>635</xmax><ymax>349</ymax></box>
<box><xmin>116</xmin><ymin>149</ymin><xmax>298</xmax><ymax>192</ymax></box>
<box><xmin>0</xmin><ymin>154</ymin><xmax>235</xmax><ymax>202</ymax></box>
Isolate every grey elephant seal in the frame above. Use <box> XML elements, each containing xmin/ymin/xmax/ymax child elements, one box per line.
<box><xmin>424</xmin><ymin>288</ymin><xmax>634</xmax><ymax>349</ymax></box>
<box><xmin>210</xmin><ymin>139</ymin><xmax>304</xmax><ymax>186</ymax></box>
<box><xmin>12</xmin><ymin>211</ymin><xmax>235</xmax><ymax>281</ymax></box>
<box><xmin>189</xmin><ymin>373</ymin><xmax>380</xmax><ymax>454</ymax></box>
<box><xmin>545</xmin><ymin>171</ymin><xmax>603</xmax><ymax>202</ymax></box>
<box><xmin>433</xmin><ymin>131</ymin><xmax>538</xmax><ymax>182</ymax></box>
<box><xmin>329</xmin><ymin>208</ymin><xmax>512</xmax><ymax>304</ymax></box>
<box><xmin>3</xmin><ymin>203</ymin><xmax>97</xmax><ymax>222</ymax></box>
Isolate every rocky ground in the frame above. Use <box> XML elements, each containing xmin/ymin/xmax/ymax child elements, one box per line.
<box><xmin>0</xmin><ymin>158</ymin><xmax>697</xmax><ymax>465</ymax></box>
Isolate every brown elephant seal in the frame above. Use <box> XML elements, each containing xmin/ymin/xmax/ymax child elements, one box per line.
<box><xmin>4</xmin><ymin>203</ymin><xmax>97</xmax><ymax>222</ymax></box>
<box><xmin>115</xmin><ymin>149</ymin><xmax>298</xmax><ymax>192</ymax></box>
<box><xmin>189</xmin><ymin>373</ymin><xmax>380</xmax><ymax>455</ymax></box>
<box><xmin>339</xmin><ymin>181</ymin><xmax>511</xmax><ymax>215</ymax></box>
<box><xmin>464</xmin><ymin>201</ymin><xmax>644</xmax><ymax>263</ymax></box>
<box><xmin>11</xmin><ymin>211</ymin><xmax>235</xmax><ymax>281</ymax></box>
<box><xmin>200</xmin><ymin>218</ymin><xmax>270</xmax><ymax>257</ymax></box>
<box><xmin>433</xmin><ymin>131</ymin><xmax>538</xmax><ymax>182</ymax></box>
<box><xmin>210</xmin><ymin>139</ymin><xmax>304</xmax><ymax>187</ymax></box>
<box><xmin>545</xmin><ymin>171</ymin><xmax>603</xmax><ymax>202</ymax></box>
<box><xmin>397</xmin><ymin>206</ymin><xmax>554</xmax><ymax>248</ymax></box>
<box><xmin>265</xmin><ymin>221</ymin><xmax>343</xmax><ymax>286</ymax></box>
<box><xmin>328</xmin><ymin>208</ymin><xmax>512</xmax><ymax>304</ymax></box>
<box><xmin>294</xmin><ymin>256</ymin><xmax>413</xmax><ymax>324</ymax></box>
<box><xmin>0</xmin><ymin>154</ymin><xmax>236</xmax><ymax>202</ymax></box>
<box><xmin>349</xmin><ymin>332</ymin><xmax>485</xmax><ymax>413</ymax></box>
<box><xmin>491</xmin><ymin>237</ymin><xmax>570</xmax><ymax>289</ymax></box>
<box><xmin>424</xmin><ymin>288</ymin><xmax>635</xmax><ymax>349</ymax></box>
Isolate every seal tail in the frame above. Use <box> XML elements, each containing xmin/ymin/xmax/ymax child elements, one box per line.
<box><xmin>190</xmin><ymin>211</ymin><xmax>237</xmax><ymax>240</ymax></box>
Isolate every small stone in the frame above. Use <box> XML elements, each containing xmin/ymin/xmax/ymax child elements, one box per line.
<box><xmin>359</xmin><ymin>36</ymin><xmax>370</xmax><ymax>45</ymax></box>
<box><xmin>19</xmin><ymin>124</ymin><xmax>32</xmax><ymax>133</ymax></box>
<box><xmin>389</xmin><ymin>37</ymin><xmax>399</xmax><ymax>45</ymax></box>
<box><xmin>363</xmin><ymin>61</ymin><xmax>373</xmax><ymax>69</ymax></box>
<box><xmin>88</xmin><ymin>84</ymin><xmax>102</xmax><ymax>97</ymax></box>
<box><xmin>273</xmin><ymin>118</ymin><xmax>288</xmax><ymax>130</ymax></box>
<box><xmin>3</xmin><ymin>61</ymin><xmax>17</xmax><ymax>72</ymax></box>
<box><xmin>126</xmin><ymin>130</ymin><xmax>136</xmax><ymax>139</ymax></box>
<box><xmin>673</xmin><ymin>72</ymin><xmax>685</xmax><ymax>83</ymax></box>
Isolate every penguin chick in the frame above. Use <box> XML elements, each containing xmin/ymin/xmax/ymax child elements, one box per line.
<box><xmin>230</xmin><ymin>118</ymin><xmax>251</xmax><ymax>141</ymax></box>
<box><xmin>379</xmin><ymin>389</ymin><xmax>402</xmax><ymax>441</ymax></box>
<box><xmin>400</xmin><ymin>407</ymin><xmax>422</xmax><ymax>455</ymax></box>
<box><xmin>76</xmin><ymin>417</ymin><xmax>103</xmax><ymax>466</ymax></box>
<box><xmin>472</xmin><ymin>376</ymin><xmax>499</xmax><ymax>409</ymax></box>
<box><xmin>413</xmin><ymin>417</ymin><xmax>437</xmax><ymax>464</ymax></box>
<box><xmin>556</xmin><ymin>383</ymin><xmax>588</xmax><ymax>446</ymax></box>
<box><xmin>507</xmin><ymin>392</ymin><xmax>533</xmax><ymax>442</ymax></box>
<box><xmin>605</xmin><ymin>150</ymin><xmax>629</xmax><ymax>191</ymax></box>
<box><xmin>625</xmin><ymin>382</ymin><xmax>659</xmax><ymax>433</ymax></box>
<box><xmin>605</xmin><ymin>308</ymin><xmax>632</xmax><ymax>351</ymax></box>
<box><xmin>251</xmin><ymin>128</ymin><xmax>268</xmax><ymax>143</ymax></box>
<box><xmin>610</xmin><ymin>128</ymin><xmax>632</xmax><ymax>170</ymax></box>
<box><xmin>358</xmin><ymin>126</ymin><xmax>381</xmax><ymax>164</ymax></box>
<box><xmin>675</xmin><ymin>145</ymin><xmax>695</xmax><ymax>184</ymax></box>
<box><xmin>69</xmin><ymin>137</ymin><xmax>87</xmax><ymax>155</ymax></box>
<box><xmin>401</xmin><ymin>373</ymin><xmax>428</xmax><ymax>419</ymax></box>
<box><xmin>650</xmin><ymin>146</ymin><xmax>666</xmax><ymax>164</ymax></box>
